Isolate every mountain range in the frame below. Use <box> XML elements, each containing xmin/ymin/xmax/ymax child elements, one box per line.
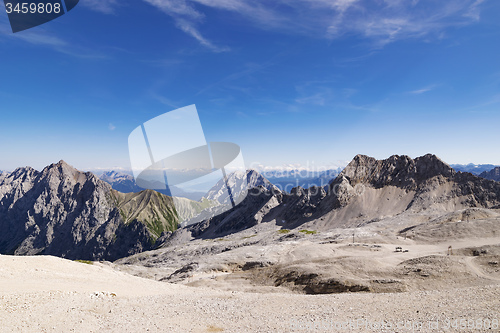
<box><xmin>1</xmin><ymin>154</ymin><xmax>500</xmax><ymax>262</ymax></box>
<box><xmin>172</xmin><ymin>154</ymin><xmax>500</xmax><ymax>241</ymax></box>
<box><xmin>98</xmin><ymin>168</ymin><xmax>342</xmax><ymax>196</ymax></box>
<box><xmin>0</xmin><ymin>162</ymin><xmax>276</xmax><ymax>260</ymax></box>
<box><xmin>99</xmin><ymin>170</ymin><xmax>206</xmax><ymax>201</ymax></box>
<box><xmin>97</xmin><ymin>164</ymin><xmax>499</xmax><ymax>194</ymax></box>
<box><xmin>0</xmin><ymin>161</ymin><xmax>208</xmax><ymax>260</ymax></box>
<box><xmin>259</xmin><ymin>168</ymin><xmax>342</xmax><ymax>190</ymax></box>
<box><xmin>450</xmin><ymin>163</ymin><xmax>498</xmax><ymax>175</ymax></box>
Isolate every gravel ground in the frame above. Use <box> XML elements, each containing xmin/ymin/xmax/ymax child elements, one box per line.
<box><xmin>1</xmin><ymin>255</ymin><xmax>499</xmax><ymax>333</ymax></box>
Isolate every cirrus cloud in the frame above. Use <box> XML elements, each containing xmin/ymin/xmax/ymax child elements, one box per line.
<box><xmin>85</xmin><ymin>0</ymin><xmax>490</xmax><ymax>51</ymax></box>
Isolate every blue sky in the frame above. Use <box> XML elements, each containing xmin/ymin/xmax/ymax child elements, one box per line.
<box><xmin>0</xmin><ymin>0</ymin><xmax>499</xmax><ymax>171</ymax></box>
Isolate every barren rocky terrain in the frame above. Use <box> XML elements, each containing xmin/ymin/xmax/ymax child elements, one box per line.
<box><xmin>1</xmin><ymin>228</ymin><xmax>499</xmax><ymax>332</ymax></box>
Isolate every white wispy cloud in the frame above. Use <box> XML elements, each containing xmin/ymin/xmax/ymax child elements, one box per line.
<box><xmin>323</xmin><ymin>0</ymin><xmax>488</xmax><ymax>47</ymax></box>
<box><xmin>175</xmin><ymin>18</ymin><xmax>229</xmax><ymax>52</ymax></box>
<box><xmin>0</xmin><ymin>22</ymin><xmax>107</xmax><ymax>59</ymax></box>
<box><xmin>149</xmin><ymin>92</ymin><xmax>181</xmax><ymax>108</ymax></box>
<box><xmin>10</xmin><ymin>31</ymin><xmax>67</xmax><ymax>47</ymax></box>
<box><xmin>294</xmin><ymin>80</ymin><xmax>338</xmax><ymax>106</ymax></box>
<box><xmin>295</xmin><ymin>88</ymin><xmax>336</xmax><ymax>106</ymax></box>
<box><xmin>408</xmin><ymin>84</ymin><xmax>439</xmax><ymax>95</ymax></box>
<box><xmin>79</xmin><ymin>0</ymin><xmax>119</xmax><ymax>14</ymax></box>
<box><xmin>141</xmin><ymin>0</ymin><xmax>489</xmax><ymax>50</ymax></box>
<box><xmin>463</xmin><ymin>0</ymin><xmax>486</xmax><ymax>20</ymax></box>
<box><xmin>195</xmin><ymin>60</ymin><xmax>275</xmax><ymax>95</ymax></box>
<box><xmin>3</xmin><ymin>0</ymin><xmax>488</xmax><ymax>53</ymax></box>
<box><xmin>0</xmin><ymin>8</ymin><xmax>108</xmax><ymax>58</ymax></box>
<box><xmin>143</xmin><ymin>0</ymin><xmax>229</xmax><ymax>52</ymax></box>
<box><xmin>410</xmin><ymin>88</ymin><xmax>432</xmax><ymax>95</ymax></box>
<box><xmin>73</xmin><ymin>0</ymin><xmax>488</xmax><ymax>51</ymax></box>
<box><xmin>295</xmin><ymin>93</ymin><xmax>328</xmax><ymax>106</ymax></box>
<box><xmin>463</xmin><ymin>93</ymin><xmax>500</xmax><ymax>110</ymax></box>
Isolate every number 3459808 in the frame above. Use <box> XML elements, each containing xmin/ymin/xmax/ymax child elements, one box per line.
<box><xmin>5</xmin><ymin>2</ymin><xmax>62</xmax><ymax>14</ymax></box>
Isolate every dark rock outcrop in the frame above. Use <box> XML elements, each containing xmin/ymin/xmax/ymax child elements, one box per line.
<box><xmin>99</xmin><ymin>171</ymin><xmax>143</xmax><ymax>193</ymax></box>
<box><xmin>337</xmin><ymin>154</ymin><xmax>455</xmax><ymax>190</ymax></box>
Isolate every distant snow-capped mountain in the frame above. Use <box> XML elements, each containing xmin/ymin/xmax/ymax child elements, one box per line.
<box><xmin>263</xmin><ymin>168</ymin><xmax>342</xmax><ymax>191</ymax></box>
<box><xmin>205</xmin><ymin>169</ymin><xmax>278</xmax><ymax>205</ymax></box>
<box><xmin>97</xmin><ymin>166</ymin><xmax>342</xmax><ymax>202</ymax></box>
<box><xmin>177</xmin><ymin>169</ymin><xmax>279</xmax><ymax>228</ymax></box>
<box><xmin>451</xmin><ymin>164</ymin><xmax>498</xmax><ymax>175</ymax></box>
<box><xmin>94</xmin><ymin>163</ymin><xmax>344</xmax><ymax>200</ymax></box>
<box><xmin>98</xmin><ymin>170</ymin><xmax>206</xmax><ymax>201</ymax></box>
<box><xmin>100</xmin><ymin>171</ymin><xmax>142</xmax><ymax>193</ymax></box>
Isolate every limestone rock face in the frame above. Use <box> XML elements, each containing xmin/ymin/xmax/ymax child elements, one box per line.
<box><xmin>0</xmin><ymin>161</ymin><xmax>180</xmax><ymax>260</ymax></box>
<box><xmin>322</xmin><ymin>154</ymin><xmax>500</xmax><ymax>211</ymax></box>
<box><xmin>339</xmin><ymin>154</ymin><xmax>455</xmax><ymax>190</ymax></box>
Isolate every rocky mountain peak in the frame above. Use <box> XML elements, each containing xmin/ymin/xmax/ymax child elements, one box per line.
<box><xmin>101</xmin><ymin>170</ymin><xmax>129</xmax><ymax>179</ymax></box>
<box><xmin>7</xmin><ymin>166</ymin><xmax>38</xmax><ymax>180</ymax></box>
<box><xmin>0</xmin><ymin>160</ymin><xmax>188</xmax><ymax>260</ymax></box>
<box><xmin>102</xmin><ymin>170</ymin><xmax>118</xmax><ymax>176</ymax></box>
<box><xmin>351</xmin><ymin>153</ymin><xmax>377</xmax><ymax>164</ymax></box>
<box><xmin>39</xmin><ymin>160</ymin><xmax>105</xmax><ymax>190</ymax></box>
<box><xmin>205</xmin><ymin>169</ymin><xmax>279</xmax><ymax>205</ymax></box>
<box><xmin>413</xmin><ymin>154</ymin><xmax>455</xmax><ymax>178</ymax></box>
<box><xmin>339</xmin><ymin>154</ymin><xmax>455</xmax><ymax>189</ymax></box>
<box><xmin>46</xmin><ymin>159</ymin><xmax>76</xmax><ymax>174</ymax></box>
<box><xmin>246</xmin><ymin>169</ymin><xmax>259</xmax><ymax>176</ymax></box>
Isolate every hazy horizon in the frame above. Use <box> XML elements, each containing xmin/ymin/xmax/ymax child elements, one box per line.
<box><xmin>1</xmin><ymin>154</ymin><xmax>499</xmax><ymax>174</ymax></box>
